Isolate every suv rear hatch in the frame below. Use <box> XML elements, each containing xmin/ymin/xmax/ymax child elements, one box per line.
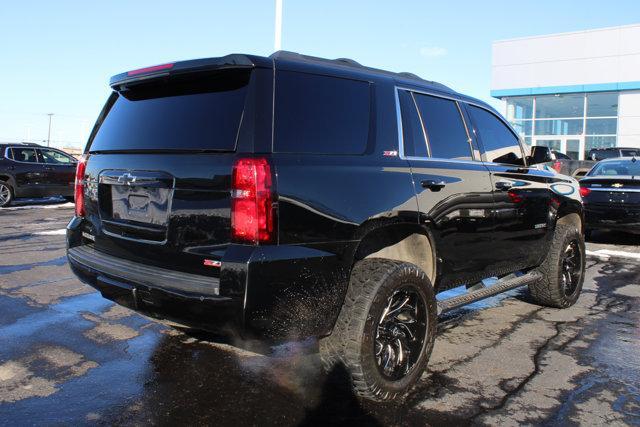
<box><xmin>80</xmin><ymin>56</ymin><xmax>272</xmax><ymax>277</ymax></box>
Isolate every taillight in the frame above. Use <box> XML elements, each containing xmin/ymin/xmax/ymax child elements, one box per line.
<box><xmin>579</xmin><ymin>186</ymin><xmax>591</xmax><ymax>198</ymax></box>
<box><xmin>74</xmin><ymin>155</ymin><xmax>88</xmax><ymax>217</ymax></box>
<box><xmin>231</xmin><ymin>158</ymin><xmax>274</xmax><ymax>244</ymax></box>
<box><xmin>552</xmin><ymin>161</ymin><xmax>562</xmax><ymax>172</ymax></box>
<box><xmin>507</xmin><ymin>190</ymin><xmax>523</xmax><ymax>204</ymax></box>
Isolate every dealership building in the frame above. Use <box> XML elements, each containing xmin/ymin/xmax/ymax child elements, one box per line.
<box><xmin>491</xmin><ymin>23</ymin><xmax>640</xmax><ymax>160</ymax></box>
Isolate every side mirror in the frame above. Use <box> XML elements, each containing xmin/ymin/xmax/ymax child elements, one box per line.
<box><xmin>529</xmin><ymin>146</ymin><xmax>553</xmax><ymax>165</ymax></box>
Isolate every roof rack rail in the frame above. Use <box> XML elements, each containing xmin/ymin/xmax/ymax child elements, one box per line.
<box><xmin>271</xmin><ymin>51</ymin><xmax>362</xmax><ymax>68</ymax></box>
<box><xmin>1</xmin><ymin>142</ymin><xmax>41</xmax><ymax>146</ymax></box>
<box><xmin>398</xmin><ymin>72</ymin><xmax>421</xmax><ymax>79</ymax></box>
<box><xmin>334</xmin><ymin>57</ymin><xmax>361</xmax><ymax>67</ymax></box>
<box><xmin>270</xmin><ymin>50</ymin><xmax>455</xmax><ymax>93</ymax></box>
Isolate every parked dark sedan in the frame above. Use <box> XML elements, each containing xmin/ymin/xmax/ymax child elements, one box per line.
<box><xmin>0</xmin><ymin>143</ymin><xmax>77</xmax><ymax>207</ymax></box>
<box><xmin>580</xmin><ymin>157</ymin><xmax>640</xmax><ymax>236</ymax></box>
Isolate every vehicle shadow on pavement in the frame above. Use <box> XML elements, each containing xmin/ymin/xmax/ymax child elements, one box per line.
<box><xmin>102</xmin><ymin>331</ymin><xmax>389</xmax><ymax>426</ymax></box>
<box><xmin>153</xmin><ymin>328</ymin><xmax>453</xmax><ymax>426</ymax></box>
<box><xmin>300</xmin><ymin>364</ymin><xmax>382</xmax><ymax>426</ymax></box>
<box><xmin>586</xmin><ymin>230</ymin><xmax>640</xmax><ymax>246</ymax></box>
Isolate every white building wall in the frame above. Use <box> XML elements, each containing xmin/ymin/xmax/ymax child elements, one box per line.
<box><xmin>492</xmin><ymin>24</ymin><xmax>640</xmax><ymax>91</ymax></box>
<box><xmin>618</xmin><ymin>91</ymin><xmax>640</xmax><ymax>148</ymax></box>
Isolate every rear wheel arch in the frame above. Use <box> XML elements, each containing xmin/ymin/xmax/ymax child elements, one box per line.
<box><xmin>352</xmin><ymin>222</ymin><xmax>436</xmax><ymax>284</ymax></box>
<box><xmin>556</xmin><ymin>199</ymin><xmax>584</xmax><ymax>233</ymax></box>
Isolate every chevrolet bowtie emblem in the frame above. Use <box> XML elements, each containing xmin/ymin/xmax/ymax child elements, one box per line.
<box><xmin>117</xmin><ymin>172</ymin><xmax>137</xmax><ymax>185</ymax></box>
<box><xmin>612</xmin><ymin>183</ymin><xmax>623</xmax><ymax>188</ymax></box>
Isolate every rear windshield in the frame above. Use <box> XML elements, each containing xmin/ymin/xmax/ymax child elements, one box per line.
<box><xmin>590</xmin><ymin>160</ymin><xmax>640</xmax><ymax>176</ymax></box>
<box><xmin>89</xmin><ymin>71</ymin><xmax>250</xmax><ymax>152</ymax></box>
<box><xmin>591</xmin><ymin>149</ymin><xmax>618</xmax><ymax>159</ymax></box>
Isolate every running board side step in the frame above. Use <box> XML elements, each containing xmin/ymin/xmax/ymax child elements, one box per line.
<box><xmin>437</xmin><ymin>271</ymin><xmax>543</xmax><ymax>315</ymax></box>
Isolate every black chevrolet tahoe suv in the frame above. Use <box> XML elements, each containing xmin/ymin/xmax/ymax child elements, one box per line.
<box><xmin>0</xmin><ymin>143</ymin><xmax>77</xmax><ymax>207</ymax></box>
<box><xmin>67</xmin><ymin>51</ymin><xmax>586</xmax><ymax>401</ymax></box>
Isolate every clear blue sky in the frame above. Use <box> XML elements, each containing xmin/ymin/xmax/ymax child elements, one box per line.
<box><xmin>2</xmin><ymin>1</ymin><xmax>639</xmax><ymax>148</ymax></box>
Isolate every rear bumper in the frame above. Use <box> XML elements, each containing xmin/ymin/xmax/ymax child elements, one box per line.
<box><xmin>67</xmin><ymin>245</ymin><xmax>240</xmax><ymax>334</ymax></box>
<box><xmin>584</xmin><ymin>203</ymin><xmax>640</xmax><ymax>232</ymax></box>
<box><xmin>66</xmin><ymin>218</ymin><xmax>350</xmax><ymax>340</ymax></box>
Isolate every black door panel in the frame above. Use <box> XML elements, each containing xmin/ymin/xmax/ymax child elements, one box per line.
<box><xmin>484</xmin><ymin>164</ymin><xmax>554</xmax><ymax>268</ymax></box>
<box><xmin>463</xmin><ymin>102</ymin><xmax>554</xmax><ymax>271</ymax></box>
<box><xmin>408</xmin><ymin>159</ymin><xmax>496</xmax><ymax>289</ymax></box>
<box><xmin>38</xmin><ymin>148</ymin><xmax>76</xmax><ymax>197</ymax></box>
<box><xmin>7</xmin><ymin>147</ymin><xmax>46</xmax><ymax>198</ymax></box>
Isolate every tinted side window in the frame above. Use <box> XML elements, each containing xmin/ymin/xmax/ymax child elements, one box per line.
<box><xmin>274</xmin><ymin>71</ymin><xmax>370</xmax><ymax>154</ymax></box>
<box><xmin>39</xmin><ymin>149</ymin><xmax>75</xmax><ymax>164</ymax></box>
<box><xmin>398</xmin><ymin>90</ymin><xmax>428</xmax><ymax>158</ymax></box>
<box><xmin>467</xmin><ymin>105</ymin><xmax>524</xmax><ymax>165</ymax></box>
<box><xmin>413</xmin><ymin>94</ymin><xmax>471</xmax><ymax>160</ymax></box>
<box><xmin>11</xmin><ymin>148</ymin><xmax>38</xmax><ymax>163</ymax></box>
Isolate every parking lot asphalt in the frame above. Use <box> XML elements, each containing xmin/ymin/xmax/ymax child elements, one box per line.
<box><xmin>0</xmin><ymin>200</ymin><xmax>639</xmax><ymax>426</ymax></box>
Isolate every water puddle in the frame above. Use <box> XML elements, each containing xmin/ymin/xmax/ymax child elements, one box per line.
<box><xmin>0</xmin><ymin>255</ymin><xmax>67</xmax><ymax>274</ymax></box>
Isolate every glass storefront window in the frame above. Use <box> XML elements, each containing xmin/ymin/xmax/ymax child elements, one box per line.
<box><xmin>535</xmin><ymin>139</ymin><xmax>561</xmax><ymax>151</ymax></box>
<box><xmin>586</xmin><ymin>118</ymin><xmax>617</xmax><ymax>135</ymax></box>
<box><xmin>534</xmin><ymin>119</ymin><xmax>583</xmax><ymax>135</ymax></box>
<box><xmin>584</xmin><ymin>136</ymin><xmax>616</xmax><ymax>159</ymax></box>
<box><xmin>506</xmin><ymin>97</ymin><xmax>534</xmax><ymax>120</ymax></box>
<box><xmin>504</xmin><ymin>91</ymin><xmax>621</xmax><ymax>161</ymax></box>
<box><xmin>535</xmin><ymin>94</ymin><xmax>584</xmax><ymax>118</ymax></box>
<box><xmin>586</xmin><ymin>93</ymin><xmax>618</xmax><ymax>117</ymax></box>
<box><xmin>511</xmin><ymin>120</ymin><xmax>532</xmax><ymax>136</ymax></box>
<box><xmin>566</xmin><ymin>139</ymin><xmax>580</xmax><ymax>160</ymax></box>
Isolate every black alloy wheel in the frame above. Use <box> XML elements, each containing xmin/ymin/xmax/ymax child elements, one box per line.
<box><xmin>0</xmin><ymin>183</ymin><xmax>12</xmax><ymax>207</ymax></box>
<box><xmin>374</xmin><ymin>285</ymin><xmax>428</xmax><ymax>380</ymax></box>
<box><xmin>561</xmin><ymin>239</ymin><xmax>583</xmax><ymax>297</ymax></box>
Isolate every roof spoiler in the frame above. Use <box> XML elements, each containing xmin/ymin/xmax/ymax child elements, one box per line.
<box><xmin>109</xmin><ymin>54</ymin><xmax>256</xmax><ymax>91</ymax></box>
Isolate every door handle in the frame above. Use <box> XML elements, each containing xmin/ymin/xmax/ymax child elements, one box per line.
<box><xmin>495</xmin><ymin>181</ymin><xmax>513</xmax><ymax>191</ymax></box>
<box><xmin>421</xmin><ymin>180</ymin><xmax>447</xmax><ymax>191</ymax></box>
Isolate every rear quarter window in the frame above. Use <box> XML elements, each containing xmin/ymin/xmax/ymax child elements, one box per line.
<box><xmin>274</xmin><ymin>71</ymin><xmax>371</xmax><ymax>155</ymax></box>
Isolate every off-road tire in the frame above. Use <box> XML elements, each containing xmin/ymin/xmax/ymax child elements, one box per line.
<box><xmin>319</xmin><ymin>258</ymin><xmax>437</xmax><ymax>401</ymax></box>
<box><xmin>529</xmin><ymin>223</ymin><xmax>585</xmax><ymax>308</ymax></box>
<box><xmin>0</xmin><ymin>182</ymin><xmax>13</xmax><ymax>208</ymax></box>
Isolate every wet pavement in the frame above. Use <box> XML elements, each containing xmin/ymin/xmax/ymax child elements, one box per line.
<box><xmin>1</xmin><ymin>200</ymin><xmax>639</xmax><ymax>426</ymax></box>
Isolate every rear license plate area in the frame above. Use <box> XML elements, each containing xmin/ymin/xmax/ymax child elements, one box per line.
<box><xmin>98</xmin><ymin>170</ymin><xmax>174</xmax><ymax>243</ymax></box>
<box><xmin>111</xmin><ymin>185</ymin><xmax>167</xmax><ymax>223</ymax></box>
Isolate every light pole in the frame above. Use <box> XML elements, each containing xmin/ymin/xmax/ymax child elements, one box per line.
<box><xmin>46</xmin><ymin>113</ymin><xmax>54</xmax><ymax>147</ymax></box>
<box><xmin>274</xmin><ymin>0</ymin><xmax>282</xmax><ymax>51</ymax></box>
